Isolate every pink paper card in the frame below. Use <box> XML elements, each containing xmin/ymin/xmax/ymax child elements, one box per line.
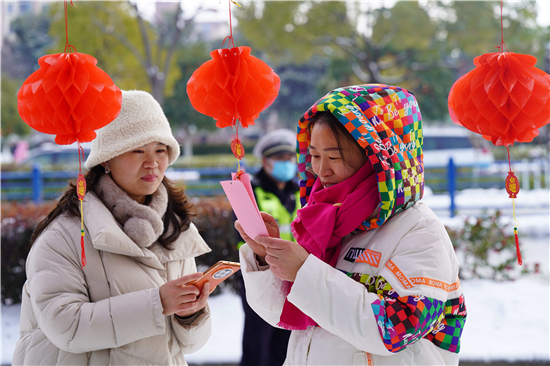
<box><xmin>221</xmin><ymin>176</ymin><xmax>269</xmax><ymax>239</ymax></box>
<box><xmin>231</xmin><ymin>172</ymin><xmax>260</xmax><ymax>213</ymax></box>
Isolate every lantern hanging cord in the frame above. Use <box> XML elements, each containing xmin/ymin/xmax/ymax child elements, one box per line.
<box><xmin>497</xmin><ymin>0</ymin><xmax>509</xmax><ymax>53</ymax></box>
<box><xmin>64</xmin><ymin>0</ymin><xmax>77</xmax><ymax>53</ymax></box>
<box><xmin>506</xmin><ymin>145</ymin><xmax>512</xmax><ymax>172</ymax></box>
<box><xmin>221</xmin><ymin>0</ymin><xmax>240</xmax><ymax>49</ymax></box>
<box><xmin>236</xmin><ymin>122</ymin><xmax>241</xmax><ymax>172</ymax></box>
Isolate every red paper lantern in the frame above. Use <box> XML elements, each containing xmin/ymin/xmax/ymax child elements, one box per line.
<box><xmin>448</xmin><ymin>52</ymin><xmax>550</xmax><ymax>146</ymax></box>
<box><xmin>187</xmin><ymin>46</ymin><xmax>280</xmax><ymax>129</ymax></box>
<box><xmin>18</xmin><ymin>52</ymin><xmax>122</xmax><ymax>145</ymax></box>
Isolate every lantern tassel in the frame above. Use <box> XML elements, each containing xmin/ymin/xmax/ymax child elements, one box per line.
<box><xmin>512</xmin><ymin>199</ymin><xmax>522</xmax><ymax>265</ymax></box>
<box><xmin>80</xmin><ymin>199</ymin><xmax>87</xmax><ymax>269</ymax></box>
<box><xmin>504</xmin><ymin>146</ymin><xmax>521</xmax><ymax>265</ymax></box>
<box><xmin>77</xmin><ymin>144</ymin><xmax>87</xmax><ymax>269</ymax></box>
<box><xmin>514</xmin><ymin>226</ymin><xmax>522</xmax><ymax>266</ymax></box>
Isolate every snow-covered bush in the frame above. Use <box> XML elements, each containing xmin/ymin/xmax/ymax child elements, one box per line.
<box><xmin>446</xmin><ymin>210</ymin><xmax>532</xmax><ymax>281</ymax></box>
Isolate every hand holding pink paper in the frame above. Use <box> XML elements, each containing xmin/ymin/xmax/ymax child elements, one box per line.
<box><xmin>221</xmin><ymin>173</ymin><xmax>269</xmax><ymax>239</ymax></box>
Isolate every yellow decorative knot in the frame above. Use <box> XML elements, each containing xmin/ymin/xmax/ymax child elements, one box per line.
<box><xmin>508</xmin><ymin>177</ymin><xmax>517</xmax><ymax>193</ymax></box>
<box><xmin>77</xmin><ymin>180</ymin><xmax>85</xmax><ymax>197</ymax></box>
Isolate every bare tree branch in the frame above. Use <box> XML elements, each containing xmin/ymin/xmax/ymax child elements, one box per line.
<box><xmin>330</xmin><ymin>37</ymin><xmax>366</xmax><ymax>61</ymax></box>
<box><xmin>93</xmin><ymin>19</ymin><xmax>147</xmax><ymax>68</ymax></box>
<box><xmin>162</xmin><ymin>3</ymin><xmax>185</xmax><ymax>79</ymax></box>
<box><xmin>410</xmin><ymin>59</ymin><xmax>460</xmax><ymax>71</ymax></box>
<box><xmin>378</xmin><ymin>50</ymin><xmax>409</xmax><ymax>70</ymax></box>
<box><xmin>374</xmin><ymin>27</ymin><xmax>398</xmax><ymax>50</ymax></box>
<box><xmin>351</xmin><ymin>63</ymin><xmax>371</xmax><ymax>82</ymax></box>
<box><xmin>160</xmin><ymin>4</ymin><xmax>208</xmax><ymax>94</ymax></box>
<box><xmin>132</xmin><ymin>2</ymin><xmax>153</xmax><ymax>71</ymax></box>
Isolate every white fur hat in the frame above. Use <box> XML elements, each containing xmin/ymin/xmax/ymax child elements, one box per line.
<box><xmin>85</xmin><ymin>90</ymin><xmax>180</xmax><ymax>169</ymax></box>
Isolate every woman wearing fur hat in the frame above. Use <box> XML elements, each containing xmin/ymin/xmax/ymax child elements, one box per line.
<box><xmin>13</xmin><ymin>90</ymin><xmax>212</xmax><ymax>365</ymax></box>
<box><xmin>236</xmin><ymin>84</ymin><xmax>467</xmax><ymax>365</ymax></box>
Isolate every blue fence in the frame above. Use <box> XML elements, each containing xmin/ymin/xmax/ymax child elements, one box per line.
<box><xmin>2</xmin><ymin>159</ymin><xmax>547</xmax><ymax>217</ymax></box>
<box><xmin>1</xmin><ymin>165</ymin><xmax>259</xmax><ymax>202</ymax></box>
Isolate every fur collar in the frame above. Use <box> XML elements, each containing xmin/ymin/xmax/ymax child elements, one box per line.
<box><xmin>94</xmin><ymin>174</ymin><xmax>168</xmax><ymax>248</ymax></box>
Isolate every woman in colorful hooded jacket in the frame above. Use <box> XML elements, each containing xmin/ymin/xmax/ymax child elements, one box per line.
<box><xmin>236</xmin><ymin>84</ymin><xmax>467</xmax><ymax>365</ymax></box>
<box><xmin>13</xmin><ymin>90</ymin><xmax>212</xmax><ymax>365</ymax></box>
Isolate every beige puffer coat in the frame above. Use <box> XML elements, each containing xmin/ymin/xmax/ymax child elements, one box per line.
<box><xmin>13</xmin><ymin>189</ymin><xmax>212</xmax><ymax>365</ymax></box>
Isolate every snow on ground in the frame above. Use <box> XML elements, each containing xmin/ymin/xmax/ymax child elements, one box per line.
<box><xmin>3</xmin><ymin>277</ymin><xmax>549</xmax><ymax>364</ymax></box>
<box><xmin>1</xmin><ymin>305</ymin><xmax>21</xmax><ymax>365</ymax></box>
<box><xmin>185</xmin><ymin>291</ymin><xmax>245</xmax><ymax>364</ymax></box>
<box><xmin>460</xmin><ymin>277</ymin><xmax>549</xmax><ymax>362</ymax></box>
<box><xmin>2</xmin><ymin>189</ymin><xmax>549</xmax><ymax>364</ymax></box>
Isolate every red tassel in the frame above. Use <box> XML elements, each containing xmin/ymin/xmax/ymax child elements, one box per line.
<box><xmin>514</xmin><ymin>227</ymin><xmax>522</xmax><ymax>265</ymax></box>
<box><xmin>81</xmin><ymin>232</ymin><xmax>87</xmax><ymax>269</ymax></box>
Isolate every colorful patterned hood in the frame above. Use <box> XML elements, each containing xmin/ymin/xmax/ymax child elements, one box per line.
<box><xmin>296</xmin><ymin>84</ymin><xmax>424</xmax><ymax>230</ymax></box>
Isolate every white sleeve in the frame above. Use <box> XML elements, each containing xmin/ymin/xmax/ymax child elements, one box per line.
<box><xmin>287</xmin><ymin>255</ymin><xmax>393</xmax><ymax>356</ymax></box>
<box><xmin>27</xmin><ymin>229</ymin><xmax>166</xmax><ymax>354</ymax></box>
<box><xmin>239</xmin><ymin>244</ymin><xmax>289</xmax><ymax>328</ymax></box>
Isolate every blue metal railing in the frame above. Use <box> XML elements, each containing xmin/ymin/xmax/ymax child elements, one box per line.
<box><xmin>447</xmin><ymin>158</ymin><xmax>456</xmax><ymax>217</ymax></box>
<box><xmin>2</xmin><ymin>160</ymin><xmax>547</xmax><ymax>217</ymax></box>
<box><xmin>1</xmin><ymin>165</ymin><xmax>259</xmax><ymax>203</ymax></box>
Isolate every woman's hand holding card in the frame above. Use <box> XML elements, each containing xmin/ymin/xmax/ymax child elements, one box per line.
<box><xmin>235</xmin><ymin>212</ymin><xmax>281</xmax><ymax>264</ymax></box>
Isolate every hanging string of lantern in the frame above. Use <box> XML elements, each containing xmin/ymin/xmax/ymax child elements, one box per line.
<box><xmin>17</xmin><ymin>0</ymin><xmax>122</xmax><ymax>269</ymax></box>
<box><xmin>447</xmin><ymin>1</ymin><xmax>550</xmax><ymax>265</ymax></box>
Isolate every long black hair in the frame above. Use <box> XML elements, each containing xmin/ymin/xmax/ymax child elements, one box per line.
<box><xmin>31</xmin><ymin>165</ymin><xmax>195</xmax><ymax>250</ymax></box>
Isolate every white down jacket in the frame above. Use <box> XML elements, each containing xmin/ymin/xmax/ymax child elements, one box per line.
<box><xmin>240</xmin><ymin>201</ymin><xmax>465</xmax><ymax>366</ymax></box>
<box><xmin>13</xmin><ymin>191</ymin><xmax>212</xmax><ymax>365</ymax></box>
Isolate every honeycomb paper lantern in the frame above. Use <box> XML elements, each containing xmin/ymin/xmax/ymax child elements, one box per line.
<box><xmin>448</xmin><ymin>52</ymin><xmax>550</xmax><ymax>146</ymax></box>
<box><xmin>18</xmin><ymin>52</ymin><xmax>122</xmax><ymax>145</ymax></box>
<box><xmin>187</xmin><ymin>46</ymin><xmax>280</xmax><ymax>129</ymax></box>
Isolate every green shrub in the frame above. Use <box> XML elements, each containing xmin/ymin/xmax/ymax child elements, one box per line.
<box><xmin>1</xmin><ymin>197</ymin><xmax>239</xmax><ymax>304</ymax></box>
<box><xmin>446</xmin><ymin>210</ymin><xmax>531</xmax><ymax>281</ymax></box>
<box><xmin>1</xmin><ymin>202</ymin><xmax>55</xmax><ymax>304</ymax></box>
<box><xmin>190</xmin><ymin>196</ymin><xmax>240</xmax><ymax>295</ymax></box>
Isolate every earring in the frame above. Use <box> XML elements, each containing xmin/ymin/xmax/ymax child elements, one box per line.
<box><xmin>105</xmin><ymin>165</ymin><xmax>110</xmax><ymax>174</ymax></box>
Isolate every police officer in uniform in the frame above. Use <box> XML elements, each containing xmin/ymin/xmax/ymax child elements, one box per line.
<box><xmin>239</xmin><ymin>129</ymin><xmax>299</xmax><ymax>366</ymax></box>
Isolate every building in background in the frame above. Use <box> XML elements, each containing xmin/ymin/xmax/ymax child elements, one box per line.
<box><xmin>1</xmin><ymin>1</ymin><xmax>46</xmax><ymax>45</ymax></box>
<box><xmin>153</xmin><ymin>1</ymin><xmax>228</xmax><ymax>42</ymax></box>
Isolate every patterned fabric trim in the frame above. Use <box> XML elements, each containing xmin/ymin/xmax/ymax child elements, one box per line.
<box><xmin>340</xmin><ymin>270</ymin><xmax>444</xmax><ymax>353</ymax></box>
<box><xmin>341</xmin><ymin>270</ymin><xmax>466</xmax><ymax>354</ymax></box>
<box><xmin>426</xmin><ymin>294</ymin><xmax>467</xmax><ymax>353</ymax></box>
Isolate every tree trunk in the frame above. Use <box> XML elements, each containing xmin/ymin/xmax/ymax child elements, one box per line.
<box><xmin>150</xmin><ymin>76</ymin><xmax>166</xmax><ymax>106</ymax></box>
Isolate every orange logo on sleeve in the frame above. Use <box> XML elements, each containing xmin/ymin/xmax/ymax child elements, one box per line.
<box><xmin>385</xmin><ymin>260</ymin><xmax>413</xmax><ymax>289</ymax></box>
<box><xmin>355</xmin><ymin>248</ymin><xmax>381</xmax><ymax>267</ymax></box>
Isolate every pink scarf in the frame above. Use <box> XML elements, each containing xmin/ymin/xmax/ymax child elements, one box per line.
<box><xmin>279</xmin><ymin>162</ymin><xmax>380</xmax><ymax>330</ymax></box>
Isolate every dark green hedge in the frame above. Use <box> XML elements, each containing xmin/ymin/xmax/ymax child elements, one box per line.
<box><xmin>1</xmin><ymin>196</ymin><xmax>239</xmax><ymax>304</ymax></box>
